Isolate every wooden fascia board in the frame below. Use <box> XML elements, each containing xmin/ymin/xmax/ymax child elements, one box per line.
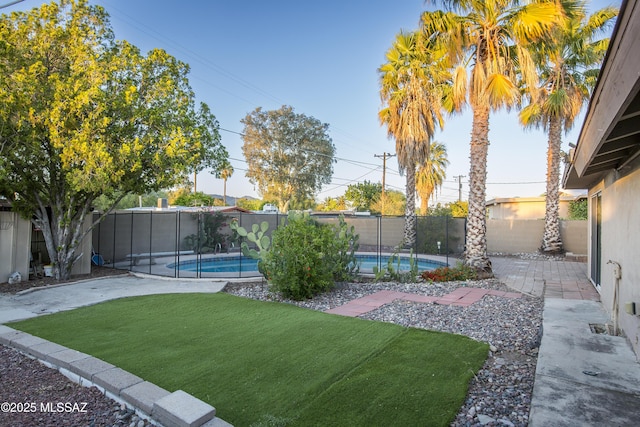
<box><xmin>573</xmin><ymin>0</ymin><xmax>640</xmax><ymax>176</ymax></box>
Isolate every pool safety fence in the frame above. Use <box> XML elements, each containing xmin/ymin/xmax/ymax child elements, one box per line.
<box><xmin>92</xmin><ymin>211</ymin><xmax>465</xmax><ymax>279</ymax></box>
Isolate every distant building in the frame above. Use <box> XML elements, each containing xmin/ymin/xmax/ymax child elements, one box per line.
<box><xmin>485</xmin><ymin>195</ymin><xmax>586</xmax><ymax>220</ymax></box>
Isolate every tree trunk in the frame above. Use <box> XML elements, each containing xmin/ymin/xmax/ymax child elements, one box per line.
<box><xmin>404</xmin><ymin>162</ymin><xmax>417</xmax><ymax>248</ymax></box>
<box><xmin>541</xmin><ymin>116</ymin><xmax>564</xmax><ymax>253</ymax></box>
<box><xmin>465</xmin><ymin>105</ymin><xmax>492</xmax><ymax>275</ymax></box>
<box><xmin>420</xmin><ymin>195</ymin><xmax>428</xmax><ymax>216</ymax></box>
<box><xmin>33</xmin><ymin>194</ymin><xmax>91</xmax><ymax>281</ymax></box>
<box><xmin>223</xmin><ymin>178</ymin><xmax>227</xmax><ymax>206</ymax></box>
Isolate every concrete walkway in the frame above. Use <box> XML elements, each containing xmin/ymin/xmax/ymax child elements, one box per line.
<box><xmin>491</xmin><ymin>257</ymin><xmax>640</xmax><ymax>427</ymax></box>
<box><xmin>0</xmin><ymin>274</ymin><xmax>227</xmax><ymax>324</ymax></box>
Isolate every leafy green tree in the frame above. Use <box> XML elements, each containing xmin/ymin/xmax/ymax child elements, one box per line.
<box><xmin>416</xmin><ymin>141</ymin><xmax>449</xmax><ymax>215</ymax></box>
<box><xmin>379</xmin><ymin>30</ymin><xmax>448</xmax><ymax>246</ymax></box>
<box><xmin>344</xmin><ymin>181</ymin><xmax>382</xmax><ymax>211</ymax></box>
<box><xmin>568</xmin><ymin>198</ymin><xmax>587</xmax><ymax>220</ymax></box>
<box><xmin>172</xmin><ymin>191</ymin><xmax>216</xmax><ymax>207</ymax></box>
<box><xmin>520</xmin><ymin>3</ymin><xmax>616</xmax><ymax>253</ymax></box>
<box><xmin>236</xmin><ymin>198</ymin><xmax>265</xmax><ymax>211</ymax></box>
<box><xmin>427</xmin><ymin>201</ymin><xmax>467</xmax><ymax>217</ymax></box>
<box><xmin>93</xmin><ymin>191</ymin><xmax>168</xmax><ymax>211</ymax></box>
<box><xmin>428</xmin><ymin>203</ymin><xmax>453</xmax><ymax>217</ymax></box>
<box><xmin>449</xmin><ymin>200</ymin><xmax>468</xmax><ymax>218</ymax></box>
<box><xmin>421</xmin><ymin>0</ymin><xmax>566</xmax><ymax>274</ymax></box>
<box><xmin>316</xmin><ymin>196</ymin><xmax>347</xmax><ymax>212</ymax></box>
<box><xmin>371</xmin><ymin>190</ymin><xmax>405</xmax><ymax>216</ymax></box>
<box><xmin>0</xmin><ymin>0</ymin><xmax>227</xmax><ymax>279</ymax></box>
<box><xmin>240</xmin><ymin>105</ymin><xmax>335</xmax><ymax>213</ymax></box>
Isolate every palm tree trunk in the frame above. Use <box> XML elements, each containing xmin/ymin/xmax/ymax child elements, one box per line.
<box><xmin>223</xmin><ymin>178</ymin><xmax>227</xmax><ymax>206</ymax></box>
<box><xmin>404</xmin><ymin>162</ymin><xmax>417</xmax><ymax>248</ymax></box>
<box><xmin>420</xmin><ymin>195</ymin><xmax>428</xmax><ymax>216</ymax></box>
<box><xmin>465</xmin><ymin>105</ymin><xmax>492</xmax><ymax>275</ymax></box>
<box><xmin>541</xmin><ymin>116</ymin><xmax>563</xmax><ymax>253</ymax></box>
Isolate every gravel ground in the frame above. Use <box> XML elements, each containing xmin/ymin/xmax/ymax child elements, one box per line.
<box><xmin>0</xmin><ymin>345</ymin><xmax>150</xmax><ymax>427</ymax></box>
<box><xmin>225</xmin><ymin>279</ymin><xmax>544</xmax><ymax>427</ymax></box>
<box><xmin>1</xmin><ymin>266</ymin><xmax>543</xmax><ymax>427</ymax></box>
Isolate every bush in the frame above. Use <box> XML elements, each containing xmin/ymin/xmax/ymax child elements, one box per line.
<box><xmin>568</xmin><ymin>198</ymin><xmax>588</xmax><ymax>220</ymax></box>
<box><xmin>421</xmin><ymin>264</ymin><xmax>477</xmax><ymax>282</ymax></box>
<box><xmin>263</xmin><ymin>214</ymin><xmax>358</xmax><ymax>300</ymax></box>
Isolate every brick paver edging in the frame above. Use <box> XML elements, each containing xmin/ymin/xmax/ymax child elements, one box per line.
<box><xmin>0</xmin><ymin>325</ymin><xmax>232</xmax><ymax>427</ymax></box>
<box><xmin>325</xmin><ymin>287</ymin><xmax>522</xmax><ymax>317</ymax></box>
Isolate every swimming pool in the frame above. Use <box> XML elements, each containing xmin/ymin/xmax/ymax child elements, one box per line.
<box><xmin>167</xmin><ymin>254</ymin><xmax>446</xmax><ymax>275</ymax></box>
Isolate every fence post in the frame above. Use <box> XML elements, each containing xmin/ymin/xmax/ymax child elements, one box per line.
<box><xmin>175</xmin><ymin>212</ymin><xmax>179</xmax><ymax>278</ymax></box>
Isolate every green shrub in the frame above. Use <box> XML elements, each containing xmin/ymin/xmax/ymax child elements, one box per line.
<box><xmin>254</xmin><ymin>214</ymin><xmax>360</xmax><ymax>300</ymax></box>
<box><xmin>262</xmin><ymin>214</ymin><xmax>336</xmax><ymax>300</ymax></box>
<box><xmin>568</xmin><ymin>198</ymin><xmax>588</xmax><ymax>220</ymax></box>
<box><xmin>421</xmin><ymin>263</ymin><xmax>477</xmax><ymax>282</ymax></box>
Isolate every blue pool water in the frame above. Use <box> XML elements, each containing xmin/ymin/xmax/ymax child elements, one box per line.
<box><xmin>167</xmin><ymin>254</ymin><xmax>445</xmax><ymax>274</ymax></box>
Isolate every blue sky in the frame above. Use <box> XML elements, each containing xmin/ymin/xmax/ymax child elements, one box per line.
<box><xmin>3</xmin><ymin>0</ymin><xmax>618</xmax><ymax>205</ymax></box>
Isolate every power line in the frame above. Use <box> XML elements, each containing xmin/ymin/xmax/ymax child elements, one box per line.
<box><xmin>220</xmin><ymin>127</ymin><xmax>386</xmax><ymax>169</ymax></box>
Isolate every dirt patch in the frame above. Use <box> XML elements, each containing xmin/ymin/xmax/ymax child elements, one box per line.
<box><xmin>0</xmin><ymin>267</ymin><xmax>127</xmax><ymax>295</ymax></box>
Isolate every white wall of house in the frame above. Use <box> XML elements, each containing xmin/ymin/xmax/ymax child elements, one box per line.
<box><xmin>0</xmin><ymin>211</ymin><xmax>31</xmax><ymax>283</ymax></box>
<box><xmin>589</xmin><ymin>166</ymin><xmax>640</xmax><ymax>357</ymax></box>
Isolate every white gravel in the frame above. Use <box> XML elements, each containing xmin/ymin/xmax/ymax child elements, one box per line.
<box><xmin>225</xmin><ymin>278</ymin><xmax>544</xmax><ymax>427</ymax></box>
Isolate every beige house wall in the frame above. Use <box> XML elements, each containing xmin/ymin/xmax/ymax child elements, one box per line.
<box><xmin>590</xmin><ymin>166</ymin><xmax>640</xmax><ymax>358</ymax></box>
<box><xmin>1</xmin><ymin>212</ymin><xmax>92</xmax><ymax>283</ymax></box>
<box><xmin>0</xmin><ymin>211</ymin><xmax>31</xmax><ymax>283</ymax></box>
<box><xmin>486</xmin><ymin>219</ymin><xmax>587</xmax><ymax>254</ymax></box>
<box><xmin>487</xmin><ymin>197</ymin><xmax>578</xmax><ymax>220</ymax></box>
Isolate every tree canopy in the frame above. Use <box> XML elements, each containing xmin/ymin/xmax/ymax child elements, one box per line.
<box><xmin>0</xmin><ymin>0</ymin><xmax>227</xmax><ymax>279</ymax></box>
<box><xmin>240</xmin><ymin>105</ymin><xmax>335</xmax><ymax>213</ymax></box>
<box><xmin>344</xmin><ymin>180</ymin><xmax>382</xmax><ymax>212</ymax></box>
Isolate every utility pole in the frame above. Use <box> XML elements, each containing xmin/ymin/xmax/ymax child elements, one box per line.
<box><xmin>454</xmin><ymin>175</ymin><xmax>465</xmax><ymax>202</ymax></box>
<box><xmin>374</xmin><ymin>152</ymin><xmax>396</xmax><ymax>215</ymax></box>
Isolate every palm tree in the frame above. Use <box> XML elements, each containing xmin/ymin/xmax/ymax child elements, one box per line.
<box><xmin>378</xmin><ymin>30</ymin><xmax>448</xmax><ymax>248</ymax></box>
<box><xmin>520</xmin><ymin>3</ymin><xmax>617</xmax><ymax>254</ymax></box>
<box><xmin>416</xmin><ymin>140</ymin><xmax>449</xmax><ymax>215</ymax></box>
<box><xmin>215</xmin><ymin>163</ymin><xmax>234</xmax><ymax>205</ymax></box>
<box><xmin>421</xmin><ymin>0</ymin><xmax>567</xmax><ymax>274</ymax></box>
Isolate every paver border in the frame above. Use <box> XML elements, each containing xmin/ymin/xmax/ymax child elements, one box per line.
<box><xmin>0</xmin><ymin>327</ymin><xmax>232</xmax><ymax>427</ymax></box>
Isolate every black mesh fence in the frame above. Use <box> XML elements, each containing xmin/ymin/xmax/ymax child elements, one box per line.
<box><xmin>92</xmin><ymin>210</ymin><xmax>465</xmax><ymax>279</ymax></box>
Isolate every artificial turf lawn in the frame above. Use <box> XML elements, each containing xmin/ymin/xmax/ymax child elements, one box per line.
<box><xmin>9</xmin><ymin>293</ymin><xmax>488</xmax><ymax>426</ymax></box>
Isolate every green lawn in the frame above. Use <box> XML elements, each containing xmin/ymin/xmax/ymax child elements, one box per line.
<box><xmin>9</xmin><ymin>293</ymin><xmax>487</xmax><ymax>426</ymax></box>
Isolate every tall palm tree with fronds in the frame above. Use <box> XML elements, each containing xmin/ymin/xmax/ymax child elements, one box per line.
<box><xmin>520</xmin><ymin>2</ymin><xmax>617</xmax><ymax>254</ymax></box>
<box><xmin>379</xmin><ymin>30</ymin><xmax>448</xmax><ymax>248</ymax></box>
<box><xmin>421</xmin><ymin>0</ymin><xmax>567</xmax><ymax>274</ymax></box>
<box><xmin>416</xmin><ymin>140</ymin><xmax>449</xmax><ymax>215</ymax></box>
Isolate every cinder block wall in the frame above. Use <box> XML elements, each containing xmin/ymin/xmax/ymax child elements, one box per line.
<box><xmin>486</xmin><ymin>219</ymin><xmax>587</xmax><ymax>254</ymax></box>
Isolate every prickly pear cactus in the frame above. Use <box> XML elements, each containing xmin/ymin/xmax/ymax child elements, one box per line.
<box><xmin>230</xmin><ymin>220</ymin><xmax>271</xmax><ymax>275</ymax></box>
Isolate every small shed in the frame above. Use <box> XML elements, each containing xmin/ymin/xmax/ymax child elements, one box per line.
<box><xmin>0</xmin><ymin>199</ymin><xmax>91</xmax><ymax>283</ymax></box>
